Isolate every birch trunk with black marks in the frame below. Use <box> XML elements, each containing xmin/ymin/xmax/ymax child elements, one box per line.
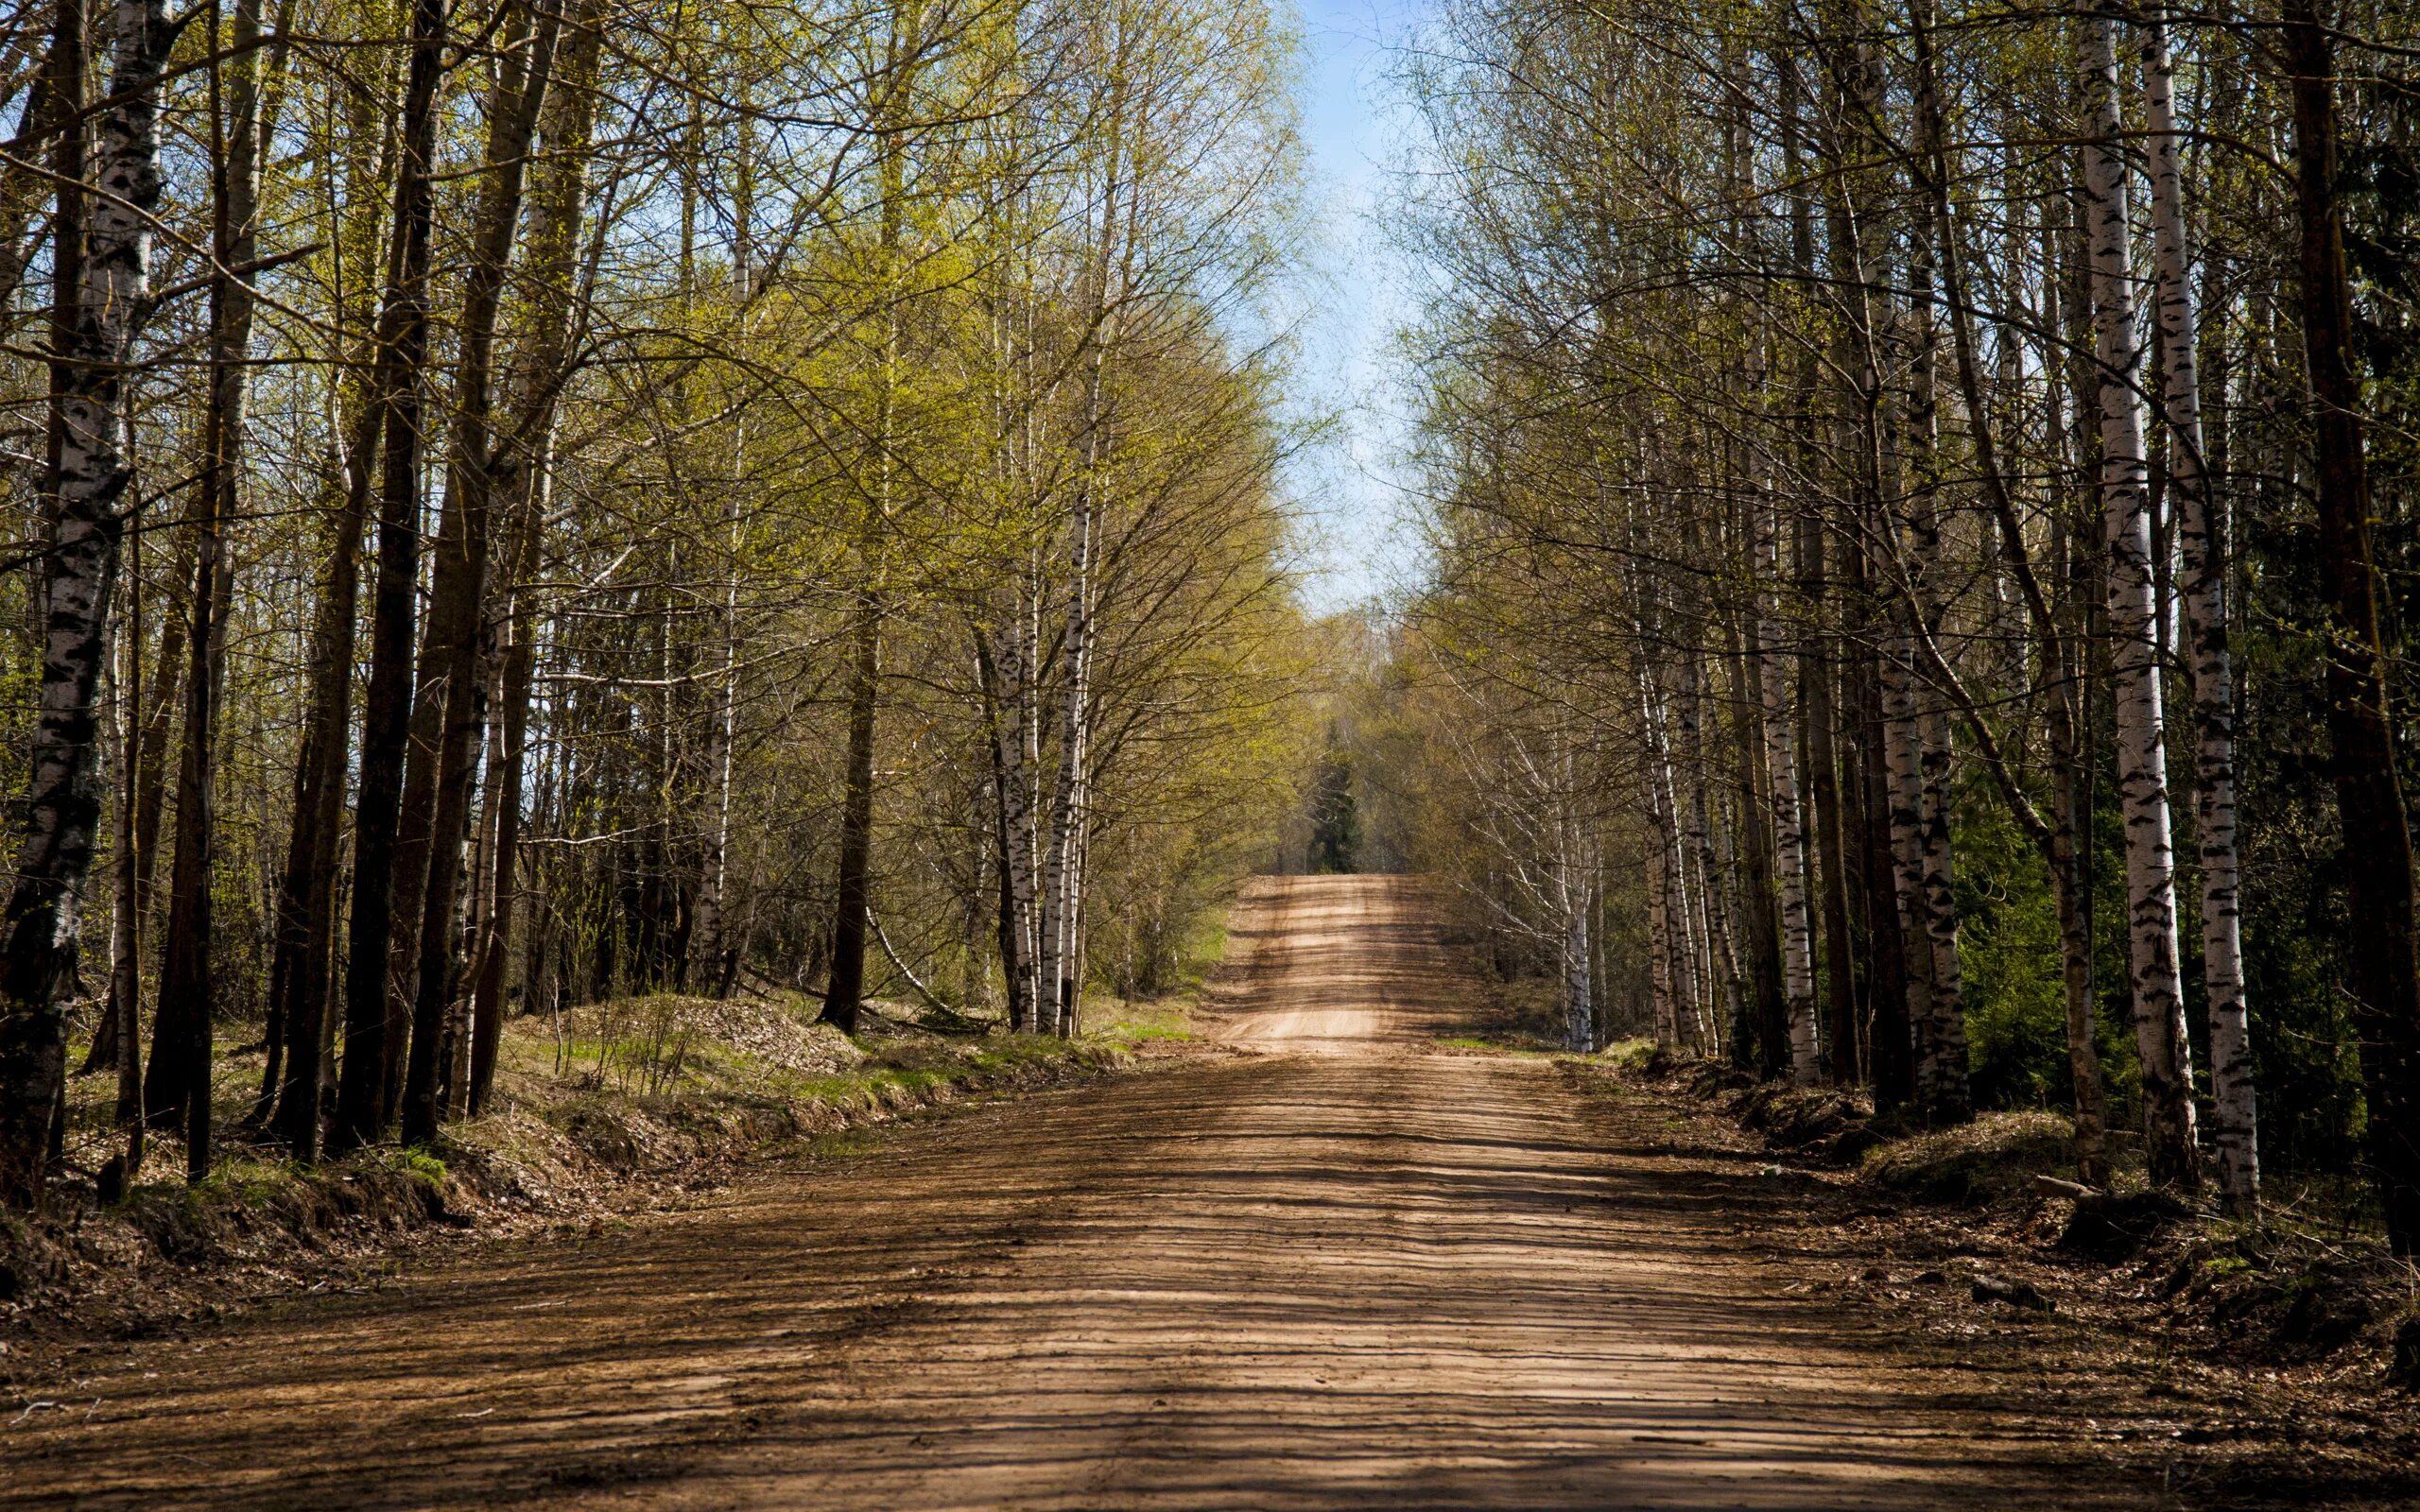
<box><xmin>2144</xmin><ymin>10</ymin><xmax>2254</xmax><ymax>1209</ymax></box>
<box><xmin>1037</xmin><ymin>492</ymin><xmax>1093</xmax><ymax>1039</ymax></box>
<box><xmin>2082</xmin><ymin>5</ymin><xmax>2197</xmax><ymax>1187</ymax></box>
<box><xmin>1755</xmin><ymin>501</ymin><xmax>1820</xmax><ymax>1082</ymax></box>
<box><xmin>1038</xmin><ymin>109</ymin><xmax>1123</xmax><ymax>1041</ymax></box>
<box><xmin>0</xmin><ymin>0</ymin><xmax>175</xmax><ymax>1206</ymax></box>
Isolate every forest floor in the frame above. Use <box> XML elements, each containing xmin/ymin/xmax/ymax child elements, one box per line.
<box><xmin>5</xmin><ymin>873</ymin><xmax>2415</xmax><ymax>1509</ymax></box>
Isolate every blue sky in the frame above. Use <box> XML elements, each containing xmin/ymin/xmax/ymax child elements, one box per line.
<box><xmin>1284</xmin><ymin>0</ymin><xmax>1426</xmax><ymax>616</ymax></box>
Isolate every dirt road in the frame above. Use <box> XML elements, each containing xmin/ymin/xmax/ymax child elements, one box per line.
<box><xmin>4</xmin><ymin>876</ymin><xmax>2129</xmax><ymax>1509</ymax></box>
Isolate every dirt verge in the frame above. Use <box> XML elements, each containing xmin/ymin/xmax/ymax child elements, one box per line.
<box><xmin>1579</xmin><ymin>1051</ymin><xmax>2420</xmax><ymax>1507</ymax></box>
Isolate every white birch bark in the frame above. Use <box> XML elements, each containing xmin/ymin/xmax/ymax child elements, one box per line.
<box><xmin>1065</xmin><ymin>780</ymin><xmax>1094</xmax><ymax>1034</ymax></box>
<box><xmin>2083</xmin><ymin>5</ymin><xmax>2199</xmax><ymax>1183</ymax></box>
<box><xmin>1559</xmin><ymin>823</ymin><xmax>1594</xmax><ymax>1054</ymax></box>
<box><xmin>1019</xmin><ymin>582</ymin><xmax>1044</xmax><ymax>1011</ymax></box>
<box><xmin>0</xmin><ymin>0</ymin><xmax>178</xmax><ymax>1202</ymax></box>
<box><xmin>1038</xmin><ymin>64</ymin><xmax>1126</xmax><ymax>1040</ymax></box>
<box><xmin>2145</xmin><ymin>11</ymin><xmax>2256</xmax><ymax>1207</ymax></box>
<box><xmin>1038</xmin><ymin>446</ymin><xmax>1096</xmax><ymax>1040</ymax></box>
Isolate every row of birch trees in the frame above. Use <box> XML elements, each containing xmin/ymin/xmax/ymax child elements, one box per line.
<box><xmin>1385</xmin><ymin>0</ymin><xmax>2420</xmax><ymax>1247</ymax></box>
<box><xmin>0</xmin><ymin>0</ymin><xmax>1312</xmax><ymax>1206</ymax></box>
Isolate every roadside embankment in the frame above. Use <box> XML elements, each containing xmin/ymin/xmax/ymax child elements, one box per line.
<box><xmin>3</xmin><ymin>994</ymin><xmax>1172</xmax><ymax>1364</ymax></box>
<box><xmin>1561</xmin><ymin>1043</ymin><xmax>2420</xmax><ymax>1503</ymax></box>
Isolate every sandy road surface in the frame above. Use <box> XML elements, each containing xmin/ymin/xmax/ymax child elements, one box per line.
<box><xmin>3</xmin><ymin>875</ymin><xmax>2128</xmax><ymax>1509</ymax></box>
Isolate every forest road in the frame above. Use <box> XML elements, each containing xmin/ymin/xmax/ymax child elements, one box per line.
<box><xmin>4</xmin><ymin>874</ymin><xmax>2129</xmax><ymax>1511</ymax></box>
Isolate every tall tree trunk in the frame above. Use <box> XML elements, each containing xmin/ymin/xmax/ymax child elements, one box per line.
<box><xmin>1902</xmin><ymin>249</ymin><xmax>1970</xmax><ymax>1123</ymax></box>
<box><xmin>1677</xmin><ymin>642</ymin><xmax>1741</xmax><ymax>1056</ymax></box>
<box><xmin>1845</xmin><ymin>536</ymin><xmax>1913</xmax><ymax>1112</ymax></box>
<box><xmin>1878</xmin><ymin>605</ymin><xmax>1937</xmax><ymax>1111</ymax></box>
<box><xmin>91</xmin><ymin>547</ymin><xmax>189</xmax><ymax>1099</ymax></box>
<box><xmin>153</xmin><ymin>0</ymin><xmax>272</xmax><ymax>1177</ymax></box>
<box><xmin>1782</xmin><ymin>43</ymin><xmax>1857</xmax><ymax>1084</ymax></box>
<box><xmin>2081</xmin><ymin>5</ymin><xmax>2197</xmax><ymax>1187</ymax></box>
<box><xmin>2145</xmin><ymin>10</ymin><xmax>2255</xmax><ymax>1210</ymax></box>
<box><xmin>2051</xmin><ymin>514</ymin><xmax>2112</xmax><ymax>1184</ymax></box>
<box><xmin>1640</xmin><ymin>753</ymin><xmax>1682</xmax><ymax>1048</ymax></box>
<box><xmin>0</xmin><ymin>0</ymin><xmax>175</xmax><ymax>1208</ymax></box>
<box><xmin>400</xmin><ymin>0</ymin><xmax>560</xmax><ymax>1148</ymax></box>
<box><xmin>467</xmin><ymin>506</ymin><xmax>541</xmax><ymax>1113</ymax></box>
<box><xmin>1907</xmin><ymin>0</ymin><xmax>2107</xmax><ymax>1173</ymax></box>
<box><xmin>100</xmin><ymin>522</ymin><xmax>145</xmax><ymax>1194</ymax></box>
<box><xmin>147</xmin><ymin>545</ymin><xmax>230</xmax><ymax>1172</ymax></box>
<box><xmin>822</xmin><ymin>2</ymin><xmax>922</xmax><ymax>1035</ymax></box>
<box><xmin>1038</xmin><ymin>495</ymin><xmax>1098</xmax><ymax>1040</ymax></box>
<box><xmin>268</xmin><ymin>54</ymin><xmax>390</xmax><ymax>1159</ymax></box>
<box><xmin>984</xmin><ymin>607</ymin><xmax>1039</xmax><ymax>1032</ymax></box>
<box><xmin>268</xmin><ymin>399</ymin><xmax>379</xmax><ymax>1159</ymax></box>
<box><xmin>1756</xmin><ymin>501</ymin><xmax>1821</xmax><ymax>1083</ymax></box>
<box><xmin>2284</xmin><ymin>0</ymin><xmax>2420</xmax><ymax>1252</ymax></box>
<box><xmin>333</xmin><ymin>0</ymin><xmax>447</xmax><ymax>1153</ymax></box>
<box><xmin>465</xmin><ymin>0</ymin><xmax>603</xmax><ymax>1112</ymax></box>
<box><xmin>1558</xmin><ymin>807</ymin><xmax>1595</xmax><ymax>1055</ymax></box>
<box><xmin>1641</xmin><ymin>649</ymin><xmax>1703</xmax><ymax>1044</ymax></box>
<box><xmin>690</xmin><ymin>105</ymin><xmax>750</xmax><ymax>1001</ymax></box>
<box><xmin>1038</xmin><ymin>467</ymin><xmax>1099</xmax><ymax>1040</ymax></box>
<box><xmin>821</xmin><ymin>596</ymin><xmax>880</xmax><ymax>1034</ymax></box>
<box><xmin>1737</xmin><ymin>601</ymin><xmax>1795</xmax><ymax>1079</ymax></box>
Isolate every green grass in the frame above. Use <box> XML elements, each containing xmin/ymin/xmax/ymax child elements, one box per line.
<box><xmin>1432</xmin><ymin>1033</ymin><xmax>1563</xmax><ymax>1057</ymax></box>
<box><xmin>387</xmin><ymin>1146</ymin><xmax>449</xmax><ymax>1188</ymax></box>
<box><xmin>1094</xmin><ymin>1005</ymin><xmax>1193</xmax><ymax>1047</ymax></box>
<box><xmin>185</xmin><ymin>1156</ymin><xmax>303</xmax><ymax>1208</ymax></box>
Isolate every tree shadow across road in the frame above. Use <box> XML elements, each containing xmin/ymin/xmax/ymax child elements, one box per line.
<box><xmin>2</xmin><ymin>876</ymin><xmax>2159</xmax><ymax>1510</ymax></box>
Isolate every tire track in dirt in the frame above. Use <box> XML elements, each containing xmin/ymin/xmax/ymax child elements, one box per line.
<box><xmin>2</xmin><ymin>875</ymin><xmax>2134</xmax><ymax>1509</ymax></box>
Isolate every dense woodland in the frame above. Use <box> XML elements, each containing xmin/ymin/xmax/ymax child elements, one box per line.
<box><xmin>1359</xmin><ymin>0</ymin><xmax>2420</xmax><ymax>1245</ymax></box>
<box><xmin>5</xmin><ymin>0</ymin><xmax>2420</xmax><ymax>1288</ymax></box>
<box><xmin>0</xmin><ymin>0</ymin><xmax>1317</xmax><ymax>1204</ymax></box>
